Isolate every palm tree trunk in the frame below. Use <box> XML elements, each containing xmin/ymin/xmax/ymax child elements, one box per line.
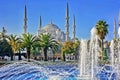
<box><xmin>11</xmin><ymin>52</ymin><xmax>13</xmax><ymax>61</ymax></box>
<box><xmin>62</xmin><ymin>52</ymin><xmax>66</xmax><ymax>61</ymax></box>
<box><xmin>101</xmin><ymin>39</ymin><xmax>103</xmax><ymax>52</ymax></box>
<box><xmin>75</xmin><ymin>52</ymin><xmax>78</xmax><ymax>61</ymax></box>
<box><xmin>44</xmin><ymin>47</ymin><xmax>48</xmax><ymax>61</ymax></box>
<box><xmin>27</xmin><ymin>48</ymin><xmax>30</xmax><ymax>62</ymax></box>
<box><xmin>53</xmin><ymin>53</ymin><xmax>55</xmax><ymax>62</ymax></box>
<box><xmin>101</xmin><ymin>39</ymin><xmax>104</xmax><ymax>64</ymax></box>
<box><xmin>18</xmin><ymin>49</ymin><xmax>21</xmax><ymax>60</ymax></box>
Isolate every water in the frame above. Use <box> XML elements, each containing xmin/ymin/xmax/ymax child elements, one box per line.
<box><xmin>118</xmin><ymin>27</ymin><xmax>120</xmax><ymax>37</ymax></box>
<box><xmin>78</xmin><ymin>27</ymin><xmax>100</xmax><ymax>79</ymax></box>
<box><xmin>96</xmin><ymin>64</ymin><xmax>117</xmax><ymax>80</ymax></box>
<box><xmin>78</xmin><ymin>27</ymin><xmax>118</xmax><ymax>80</ymax></box>
<box><xmin>79</xmin><ymin>39</ymin><xmax>89</xmax><ymax>76</ymax></box>
<box><xmin>0</xmin><ymin>61</ymin><xmax>79</xmax><ymax>80</ymax></box>
<box><xmin>110</xmin><ymin>40</ymin><xmax>115</xmax><ymax>66</ymax></box>
<box><xmin>0</xmin><ymin>27</ymin><xmax>119</xmax><ymax>80</ymax></box>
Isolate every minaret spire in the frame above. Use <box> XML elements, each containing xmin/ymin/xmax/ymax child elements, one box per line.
<box><xmin>65</xmin><ymin>2</ymin><xmax>69</xmax><ymax>41</ymax></box>
<box><xmin>72</xmin><ymin>15</ymin><xmax>76</xmax><ymax>41</ymax></box>
<box><xmin>50</xmin><ymin>19</ymin><xmax>53</xmax><ymax>24</ymax></box>
<box><xmin>114</xmin><ymin>18</ymin><xmax>117</xmax><ymax>40</ymax></box>
<box><xmin>39</xmin><ymin>16</ymin><xmax>42</xmax><ymax>29</ymax></box>
<box><xmin>23</xmin><ymin>4</ymin><xmax>27</xmax><ymax>33</ymax></box>
<box><xmin>37</xmin><ymin>16</ymin><xmax>42</xmax><ymax>35</ymax></box>
<box><xmin>119</xmin><ymin>10</ymin><xmax>120</xmax><ymax>27</ymax></box>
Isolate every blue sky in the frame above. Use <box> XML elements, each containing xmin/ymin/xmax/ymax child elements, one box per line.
<box><xmin>0</xmin><ymin>0</ymin><xmax>120</xmax><ymax>40</ymax></box>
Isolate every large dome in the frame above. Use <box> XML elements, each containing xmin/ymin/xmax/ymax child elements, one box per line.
<box><xmin>43</xmin><ymin>23</ymin><xmax>60</xmax><ymax>31</ymax></box>
<box><xmin>39</xmin><ymin>22</ymin><xmax>66</xmax><ymax>42</ymax></box>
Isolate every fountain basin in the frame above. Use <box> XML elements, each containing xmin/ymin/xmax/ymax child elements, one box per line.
<box><xmin>0</xmin><ymin>61</ymin><xmax>79</xmax><ymax>80</ymax></box>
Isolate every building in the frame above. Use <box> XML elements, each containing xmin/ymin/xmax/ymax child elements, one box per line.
<box><xmin>37</xmin><ymin>21</ymin><xmax>67</xmax><ymax>42</ymax></box>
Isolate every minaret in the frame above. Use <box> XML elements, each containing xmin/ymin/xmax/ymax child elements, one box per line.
<box><xmin>118</xmin><ymin>10</ymin><xmax>120</xmax><ymax>27</ymax></box>
<box><xmin>2</xmin><ymin>27</ymin><xmax>6</xmax><ymax>40</ymax></box>
<box><xmin>2</xmin><ymin>27</ymin><xmax>6</xmax><ymax>34</ymax></box>
<box><xmin>72</xmin><ymin>15</ymin><xmax>76</xmax><ymax>42</ymax></box>
<box><xmin>23</xmin><ymin>5</ymin><xmax>27</xmax><ymax>33</ymax></box>
<box><xmin>50</xmin><ymin>19</ymin><xmax>53</xmax><ymax>25</ymax></box>
<box><xmin>118</xmin><ymin>11</ymin><xmax>120</xmax><ymax>38</ymax></box>
<box><xmin>65</xmin><ymin>2</ymin><xmax>69</xmax><ymax>41</ymax></box>
<box><xmin>37</xmin><ymin>16</ymin><xmax>42</xmax><ymax>35</ymax></box>
<box><xmin>114</xmin><ymin>18</ymin><xmax>117</xmax><ymax>40</ymax></box>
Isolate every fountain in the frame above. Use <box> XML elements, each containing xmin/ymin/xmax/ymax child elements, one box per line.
<box><xmin>0</xmin><ymin>27</ymin><xmax>120</xmax><ymax>80</ymax></box>
<box><xmin>116</xmin><ymin>26</ymin><xmax>120</xmax><ymax>79</ymax></box>
<box><xmin>78</xmin><ymin>27</ymin><xmax>101</xmax><ymax>80</ymax></box>
<box><xmin>79</xmin><ymin>39</ymin><xmax>91</xmax><ymax>79</ymax></box>
<box><xmin>110</xmin><ymin>40</ymin><xmax>115</xmax><ymax>66</ymax></box>
<box><xmin>78</xmin><ymin>27</ymin><xmax>118</xmax><ymax>80</ymax></box>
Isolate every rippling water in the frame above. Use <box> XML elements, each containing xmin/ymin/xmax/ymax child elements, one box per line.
<box><xmin>0</xmin><ymin>61</ymin><xmax>79</xmax><ymax>80</ymax></box>
<box><xmin>0</xmin><ymin>60</ymin><xmax>117</xmax><ymax>80</ymax></box>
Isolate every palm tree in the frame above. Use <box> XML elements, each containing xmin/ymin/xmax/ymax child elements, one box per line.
<box><xmin>51</xmin><ymin>42</ymin><xmax>59</xmax><ymax>62</ymax></box>
<box><xmin>95</xmin><ymin>20</ymin><xmax>108</xmax><ymax>63</ymax></box>
<box><xmin>17</xmin><ymin>40</ymin><xmax>23</xmax><ymax>60</ymax></box>
<box><xmin>21</xmin><ymin>33</ymin><xmax>37</xmax><ymax>61</ymax></box>
<box><xmin>37</xmin><ymin>33</ymin><xmax>58</xmax><ymax>61</ymax></box>
<box><xmin>0</xmin><ymin>39</ymin><xmax>12</xmax><ymax>58</ymax></box>
<box><xmin>7</xmin><ymin>34</ymin><xmax>20</xmax><ymax>61</ymax></box>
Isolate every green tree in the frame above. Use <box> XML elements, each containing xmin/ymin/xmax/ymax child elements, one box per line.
<box><xmin>7</xmin><ymin>34</ymin><xmax>21</xmax><ymax>60</ymax></box>
<box><xmin>17</xmin><ymin>41</ymin><xmax>22</xmax><ymax>60</ymax></box>
<box><xmin>62</xmin><ymin>41</ymin><xmax>79</xmax><ymax>61</ymax></box>
<box><xmin>51</xmin><ymin>42</ymin><xmax>60</xmax><ymax>62</ymax></box>
<box><xmin>21</xmin><ymin>33</ymin><xmax>37</xmax><ymax>61</ymax></box>
<box><xmin>95</xmin><ymin>20</ymin><xmax>108</xmax><ymax>63</ymax></box>
<box><xmin>31</xmin><ymin>47</ymin><xmax>41</xmax><ymax>60</ymax></box>
<box><xmin>0</xmin><ymin>27</ymin><xmax>13</xmax><ymax>60</ymax></box>
<box><xmin>37</xmin><ymin>33</ymin><xmax>58</xmax><ymax>61</ymax></box>
<box><xmin>0</xmin><ymin>39</ymin><xmax>12</xmax><ymax>59</ymax></box>
<box><xmin>74</xmin><ymin>38</ymin><xmax>80</xmax><ymax>61</ymax></box>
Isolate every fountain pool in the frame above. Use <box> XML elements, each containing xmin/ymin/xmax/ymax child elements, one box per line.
<box><xmin>0</xmin><ymin>60</ymin><xmax>117</xmax><ymax>80</ymax></box>
<box><xmin>0</xmin><ymin>61</ymin><xmax>79</xmax><ymax>80</ymax></box>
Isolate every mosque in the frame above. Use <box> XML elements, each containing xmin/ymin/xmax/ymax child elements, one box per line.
<box><xmin>0</xmin><ymin>2</ymin><xmax>77</xmax><ymax>61</ymax></box>
<box><xmin>0</xmin><ymin>2</ymin><xmax>120</xmax><ymax>61</ymax></box>
<box><xmin>22</xmin><ymin>3</ymin><xmax>77</xmax><ymax>60</ymax></box>
<box><xmin>23</xmin><ymin>3</ymin><xmax>76</xmax><ymax>42</ymax></box>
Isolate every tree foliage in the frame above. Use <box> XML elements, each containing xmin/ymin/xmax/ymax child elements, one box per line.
<box><xmin>62</xmin><ymin>41</ymin><xmax>79</xmax><ymax>61</ymax></box>
<box><xmin>7</xmin><ymin>34</ymin><xmax>20</xmax><ymax>53</ymax></box>
<box><xmin>37</xmin><ymin>33</ymin><xmax>59</xmax><ymax>61</ymax></box>
<box><xmin>62</xmin><ymin>41</ymin><xmax>78</xmax><ymax>54</ymax></box>
<box><xmin>96</xmin><ymin>20</ymin><xmax>108</xmax><ymax>40</ymax></box>
<box><xmin>0</xmin><ymin>39</ymin><xmax>12</xmax><ymax>57</ymax></box>
<box><xmin>95</xmin><ymin>20</ymin><xmax>108</xmax><ymax>64</ymax></box>
<box><xmin>20</xmin><ymin>33</ymin><xmax>37</xmax><ymax>61</ymax></box>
